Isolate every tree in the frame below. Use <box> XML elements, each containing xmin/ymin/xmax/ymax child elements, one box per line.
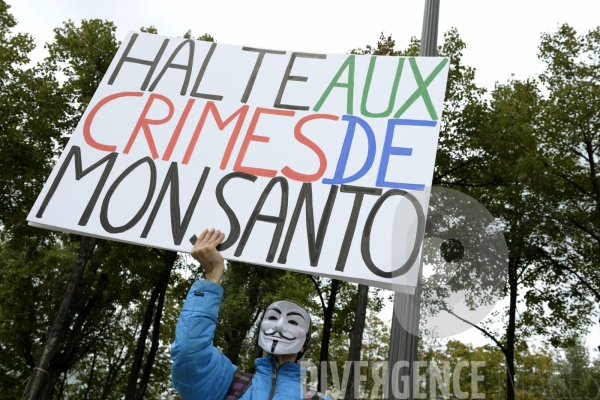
<box><xmin>20</xmin><ymin>19</ymin><xmax>122</xmax><ymax>400</ymax></box>
<box><xmin>535</xmin><ymin>24</ymin><xmax>600</xmax><ymax>303</ymax></box>
<box><xmin>125</xmin><ymin>250</ymin><xmax>178</xmax><ymax>400</ymax></box>
<box><xmin>0</xmin><ymin>1</ymin><xmax>65</xmax><ymax>236</ymax></box>
<box><xmin>0</xmin><ymin>17</ymin><xmax>191</xmax><ymax>399</ymax></box>
<box><xmin>344</xmin><ymin>284</ymin><xmax>369</xmax><ymax>399</ymax></box>
<box><xmin>0</xmin><ymin>2</ymin><xmax>70</xmax><ymax>397</ymax></box>
<box><xmin>434</xmin><ymin>70</ymin><xmax>598</xmax><ymax>400</ymax></box>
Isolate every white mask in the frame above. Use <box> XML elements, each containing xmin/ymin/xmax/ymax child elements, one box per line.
<box><xmin>258</xmin><ymin>300</ymin><xmax>310</xmax><ymax>355</ymax></box>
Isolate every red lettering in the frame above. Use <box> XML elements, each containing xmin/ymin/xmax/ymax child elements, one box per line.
<box><xmin>182</xmin><ymin>101</ymin><xmax>249</xmax><ymax>166</ymax></box>
<box><xmin>83</xmin><ymin>92</ymin><xmax>144</xmax><ymax>152</ymax></box>
<box><xmin>124</xmin><ymin>93</ymin><xmax>175</xmax><ymax>159</ymax></box>
<box><xmin>233</xmin><ymin>107</ymin><xmax>295</xmax><ymax>178</ymax></box>
<box><xmin>162</xmin><ymin>98</ymin><xmax>195</xmax><ymax>161</ymax></box>
<box><xmin>281</xmin><ymin>114</ymin><xmax>338</xmax><ymax>182</ymax></box>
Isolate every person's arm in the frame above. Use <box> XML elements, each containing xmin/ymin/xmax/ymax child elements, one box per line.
<box><xmin>171</xmin><ymin>229</ymin><xmax>236</xmax><ymax>400</ymax></box>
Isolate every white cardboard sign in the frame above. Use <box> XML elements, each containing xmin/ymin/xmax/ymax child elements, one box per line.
<box><xmin>28</xmin><ymin>31</ymin><xmax>449</xmax><ymax>291</ymax></box>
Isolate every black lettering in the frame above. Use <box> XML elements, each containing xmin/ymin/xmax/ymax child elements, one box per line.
<box><xmin>335</xmin><ymin>185</ymin><xmax>382</xmax><ymax>272</ymax></box>
<box><xmin>148</xmin><ymin>39</ymin><xmax>195</xmax><ymax>95</ymax></box>
<box><xmin>361</xmin><ymin>189</ymin><xmax>425</xmax><ymax>278</ymax></box>
<box><xmin>100</xmin><ymin>157</ymin><xmax>157</xmax><ymax>233</ymax></box>
<box><xmin>187</xmin><ymin>172</ymin><xmax>258</xmax><ymax>249</ymax></box>
<box><xmin>107</xmin><ymin>33</ymin><xmax>170</xmax><ymax>91</ymax></box>
<box><xmin>35</xmin><ymin>145</ymin><xmax>118</xmax><ymax>226</ymax></box>
<box><xmin>235</xmin><ymin>176</ymin><xmax>288</xmax><ymax>262</ymax></box>
<box><xmin>190</xmin><ymin>42</ymin><xmax>223</xmax><ymax>101</ymax></box>
<box><xmin>274</xmin><ymin>52</ymin><xmax>326</xmax><ymax>111</ymax></box>
<box><xmin>241</xmin><ymin>47</ymin><xmax>286</xmax><ymax>103</ymax></box>
<box><xmin>141</xmin><ymin>163</ymin><xmax>210</xmax><ymax>245</ymax></box>
<box><xmin>277</xmin><ymin>183</ymin><xmax>338</xmax><ymax>266</ymax></box>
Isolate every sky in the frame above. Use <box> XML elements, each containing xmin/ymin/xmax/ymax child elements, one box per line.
<box><xmin>11</xmin><ymin>0</ymin><xmax>600</xmax><ymax>91</ymax></box>
<box><xmin>9</xmin><ymin>0</ymin><xmax>600</xmax><ymax>355</ymax></box>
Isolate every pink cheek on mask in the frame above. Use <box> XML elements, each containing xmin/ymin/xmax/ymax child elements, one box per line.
<box><xmin>287</xmin><ymin>326</ymin><xmax>306</xmax><ymax>338</ymax></box>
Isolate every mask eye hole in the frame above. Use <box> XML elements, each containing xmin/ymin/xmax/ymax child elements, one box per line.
<box><xmin>288</xmin><ymin>320</ymin><xmax>298</xmax><ymax>326</ymax></box>
<box><xmin>268</xmin><ymin>316</ymin><xmax>278</xmax><ymax>321</ymax></box>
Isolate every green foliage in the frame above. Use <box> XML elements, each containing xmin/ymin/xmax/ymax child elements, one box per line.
<box><xmin>418</xmin><ymin>338</ymin><xmax>600</xmax><ymax>400</ymax></box>
<box><xmin>0</xmin><ymin>13</ymin><xmax>191</xmax><ymax>399</ymax></box>
<box><xmin>139</xmin><ymin>26</ymin><xmax>158</xmax><ymax>34</ymax></box>
<box><xmin>44</xmin><ymin>19</ymin><xmax>119</xmax><ymax>141</ymax></box>
<box><xmin>182</xmin><ymin>29</ymin><xmax>215</xmax><ymax>42</ymax></box>
<box><xmin>0</xmin><ymin>1</ymin><xmax>65</xmax><ymax>242</ymax></box>
<box><xmin>536</xmin><ymin>24</ymin><xmax>600</xmax><ymax>305</ymax></box>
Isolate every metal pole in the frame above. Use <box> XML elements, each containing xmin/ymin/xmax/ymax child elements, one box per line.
<box><xmin>387</xmin><ymin>1</ymin><xmax>440</xmax><ymax>399</ymax></box>
<box><xmin>419</xmin><ymin>0</ymin><xmax>440</xmax><ymax>57</ymax></box>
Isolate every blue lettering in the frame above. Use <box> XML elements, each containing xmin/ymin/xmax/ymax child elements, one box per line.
<box><xmin>322</xmin><ymin>115</ymin><xmax>376</xmax><ymax>185</ymax></box>
<box><xmin>376</xmin><ymin>119</ymin><xmax>436</xmax><ymax>190</ymax></box>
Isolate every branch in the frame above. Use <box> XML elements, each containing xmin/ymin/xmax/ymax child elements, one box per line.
<box><xmin>570</xmin><ymin>219</ymin><xmax>600</xmax><ymax>247</ymax></box>
<box><xmin>539</xmin><ymin>211</ymin><xmax>600</xmax><ymax>247</ymax></box>
<box><xmin>310</xmin><ymin>276</ymin><xmax>326</xmax><ymax>314</ymax></box>
<box><xmin>443</xmin><ymin>306</ymin><xmax>508</xmax><ymax>356</ymax></box>
<box><xmin>536</xmin><ymin>247</ymin><xmax>600</xmax><ymax>301</ymax></box>
<box><xmin>436</xmin><ymin>180</ymin><xmax>512</xmax><ymax>188</ymax></box>
<box><xmin>251</xmin><ymin>307</ymin><xmax>263</xmax><ymax>326</ymax></box>
<box><xmin>554</xmin><ymin>168</ymin><xmax>595</xmax><ymax>200</ymax></box>
<box><xmin>517</xmin><ymin>262</ymin><xmax>542</xmax><ymax>286</ymax></box>
<box><xmin>433</xmin><ymin>158</ymin><xmax>477</xmax><ymax>182</ymax></box>
<box><xmin>580</xmin><ymin>123</ymin><xmax>600</xmax><ymax>203</ymax></box>
<box><xmin>565</xmin><ymin>143</ymin><xmax>588</xmax><ymax>163</ymax></box>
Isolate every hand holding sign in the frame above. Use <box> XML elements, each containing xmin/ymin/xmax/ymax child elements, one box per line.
<box><xmin>191</xmin><ymin>228</ymin><xmax>226</xmax><ymax>283</ymax></box>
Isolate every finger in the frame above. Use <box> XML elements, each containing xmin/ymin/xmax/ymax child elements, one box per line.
<box><xmin>201</xmin><ymin>228</ymin><xmax>215</xmax><ymax>245</ymax></box>
<box><xmin>207</xmin><ymin>229</ymin><xmax>221</xmax><ymax>245</ymax></box>
<box><xmin>194</xmin><ymin>229</ymin><xmax>209</xmax><ymax>246</ymax></box>
<box><xmin>212</xmin><ymin>232</ymin><xmax>226</xmax><ymax>246</ymax></box>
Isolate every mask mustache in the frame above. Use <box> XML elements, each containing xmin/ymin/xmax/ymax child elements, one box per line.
<box><xmin>264</xmin><ymin>330</ymin><xmax>296</xmax><ymax>341</ymax></box>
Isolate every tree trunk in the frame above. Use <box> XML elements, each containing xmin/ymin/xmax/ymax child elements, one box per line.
<box><xmin>37</xmin><ymin>367</ymin><xmax>64</xmax><ymax>400</ymax></box>
<box><xmin>318</xmin><ymin>279</ymin><xmax>340</xmax><ymax>393</ymax></box>
<box><xmin>344</xmin><ymin>284</ymin><xmax>369</xmax><ymax>400</ymax></box>
<box><xmin>57</xmin><ymin>371</ymin><xmax>68</xmax><ymax>400</ymax></box>
<box><xmin>125</xmin><ymin>250</ymin><xmax>177</xmax><ymax>400</ymax></box>
<box><xmin>505</xmin><ymin>259</ymin><xmax>518</xmax><ymax>400</ymax></box>
<box><xmin>22</xmin><ymin>236</ymin><xmax>98</xmax><ymax>400</ymax></box>
<box><xmin>101</xmin><ymin>348</ymin><xmax>129</xmax><ymax>400</ymax></box>
<box><xmin>84</xmin><ymin>351</ymin><xmax>98</xmax><ymax>400</ymax></box>
<box><xmin>135</xmin><ymin>250</ymin><xmax>177</xmax><ymax>399</ymax></box>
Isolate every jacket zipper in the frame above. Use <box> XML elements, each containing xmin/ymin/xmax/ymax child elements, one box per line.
<box><xmin>268</xmin><ymin>358</ymin><xmax>278</xmax><ymax>400</ymax></box>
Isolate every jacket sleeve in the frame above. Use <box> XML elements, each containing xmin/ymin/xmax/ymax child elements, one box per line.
<box><xmin>171</xmin><ymin>280</ymin><xmax>236</xmax><ymax>400</ymax></box>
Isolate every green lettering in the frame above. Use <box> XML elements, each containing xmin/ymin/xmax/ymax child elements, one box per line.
<box><xmin>393</xmin><ymin>57</ymin><xmax>449</xmax><ymax>120</ymax></box>
<box><xmin>313</xmin><ymin>55</ymin><xmax>355</xmax><ymax>115</ymax></box>
<box><xmin>361</xmin><ymin>56</ymin><xmax>405</xmax><ymax>118</ymax></box>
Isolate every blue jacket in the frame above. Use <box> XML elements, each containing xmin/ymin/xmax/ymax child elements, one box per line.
<box><xmin>171</xmin><ymin>280</ymin><xmax>330</xmax><ymax>400</ymax></box>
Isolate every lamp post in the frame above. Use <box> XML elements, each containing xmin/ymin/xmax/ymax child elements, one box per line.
<box><xmin>387</xmin><ymin>1</ymin><xmax>440</xmax><ymax>399</ymax></box>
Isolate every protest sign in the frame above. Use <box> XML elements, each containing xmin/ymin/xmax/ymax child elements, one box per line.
<box><xmin>27</xmin><ymin>31</ymin><xmax>450</xmax><ymax>291</ymax></box>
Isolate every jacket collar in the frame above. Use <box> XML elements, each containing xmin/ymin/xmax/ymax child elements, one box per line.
<box><xmin>254</xmin><ymin>354</ymin><xmax>303</xmax><ymax>381</ymax></box>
